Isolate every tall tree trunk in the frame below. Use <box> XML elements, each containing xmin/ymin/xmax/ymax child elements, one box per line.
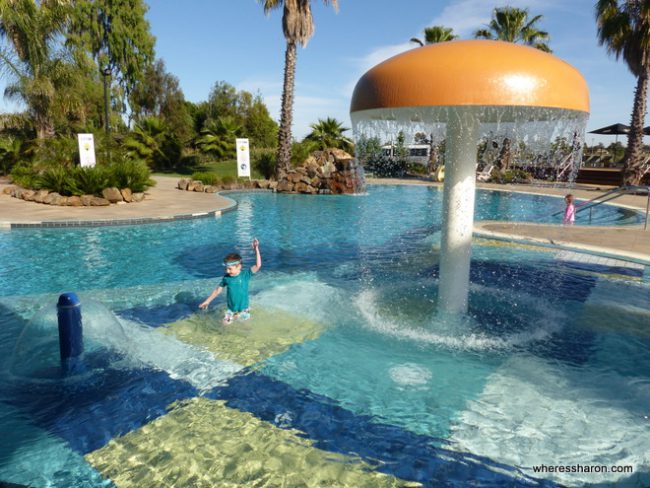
<box><xmin>34</xmin><ymin>116</ymin><xmax>54</xmax><ymax>140</ymax></box>
<box><xmin>623</xmin><ymin>69</ymin><xmax>649</xmax><ymax>185</ymax></box>
<box><xmin>276</xmin><ymin>40</ymin><xmax>297</xmax><ymax>180</ymax></box>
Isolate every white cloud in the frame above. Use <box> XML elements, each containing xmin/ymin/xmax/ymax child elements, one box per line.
<box><xmin>237</xmin><ymin>75</ymin><xmax>352</xmax><ymax>139</ymax></box>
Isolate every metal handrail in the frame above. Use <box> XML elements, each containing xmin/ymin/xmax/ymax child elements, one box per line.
<box><xmin>551</xmin><ymin>185</ymin><xmax>650</xmax><ymax>230</ymax></box>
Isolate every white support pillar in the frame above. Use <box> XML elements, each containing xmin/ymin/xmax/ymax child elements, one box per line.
<box><xmin>438</xmin><ymin>111</ymin><xmax>480</xmax><ymax>314</ymax></box>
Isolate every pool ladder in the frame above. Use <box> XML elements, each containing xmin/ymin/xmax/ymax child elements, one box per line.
<box><xmin>551</xmin><ymin>185</ymin><xmax>650</xmax><ymax>230</ymax></box>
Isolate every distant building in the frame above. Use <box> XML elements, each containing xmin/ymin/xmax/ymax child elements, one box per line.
<box><xmin>381</xmin><ymin>144</ymin><xmax>431</xmax><ymax>165</ymax></box>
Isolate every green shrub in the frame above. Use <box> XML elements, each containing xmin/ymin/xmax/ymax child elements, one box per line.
<box><xmin>251</xmin><ymin>147</ymin><xmax>276</xmax><ymax>179</ymax></box>
<box><xmin>290</xmin><ymin>140</ymin><xmax>317</xmax><ymax>167</ymax></box>
<box><xmin>175</xmin><ymin>153</ymin><xmax>203</xmax><ymax>174</ymax></box>
<box><xmin>221</xmin><ymin>175</ymin><xmax>234</xmax><ymax>185</ymax></box>
<box><xmin>406</xmin><ymin>162</ymin><xmax>428</xmax><ymax>175</ymax></box>
<box><xmin>37</xmin><ymin>166</ymin><xmax>80</xmax><ymax>196</ymax></box>
<box><xmin>31</xmin><ymin>136</ymin><xmax>78</xmax><ymax>169</ymax></box>
<box><xmin>109</xmin><ymin>158</ymin><xmax>154</xmax><ymax>192</ymax></box>
<box><xmin>73</xmin><ymin>166</ymin><xmax>112</xmax><ymax>196</ymax></box>
<box><xmin>10</xmin><ymin>163</ymin><xmax>40</xmax><ymax>189</ymax></box>
<box><xmin>191</xmin><ymin>172</ymin><xmax>221</xmax><ymax>186</ymax></box>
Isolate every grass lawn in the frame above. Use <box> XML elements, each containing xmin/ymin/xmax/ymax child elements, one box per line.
<box><xmin>153</xmin><ymin>159</ymin><xmax>265</xmax><ymax>180</ymax></box>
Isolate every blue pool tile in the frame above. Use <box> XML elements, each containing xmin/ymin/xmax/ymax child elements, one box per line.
<box><xmin>469</xmin><ymin>260</ymin><xmax>598</xmax><ymax>303</ymax></box>
<box><xmin>116</xmin><ymin>301</ymin><xmax>199</xmax><ymax>327</ymax></box>
<box><xmin>7</xmin><ymin>364</ymin><xmax>198</xmax><ymax>454</ymax></box>
<box><xmin>207</xmin><ymin>372</ymin><xmax>559</xmax><ymax>487</ymax></box>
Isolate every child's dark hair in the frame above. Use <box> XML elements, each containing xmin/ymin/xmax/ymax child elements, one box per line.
<box><xmin>223</xmin><ymin>252</ymin><xmax>242</xmax><ymax>264</ymax></box>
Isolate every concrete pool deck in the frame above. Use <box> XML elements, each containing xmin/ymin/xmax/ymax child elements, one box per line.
<box><xmin>1</xmin><ymin>175</ymin><xmax>649</xmax><ymax>262</ymax></box>
<box><xmin>0</xmin><ymin>176</ymin><xmax>236</xmax><ymax>227</ymax></box>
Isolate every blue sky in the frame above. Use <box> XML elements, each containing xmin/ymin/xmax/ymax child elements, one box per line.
<box><xmin>0</xmin><ymin>0</ymin><xmax>637</xmax><ymax>146</ymax></box>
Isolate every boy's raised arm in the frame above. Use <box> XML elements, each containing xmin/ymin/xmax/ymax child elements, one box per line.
<box><xmin>251</xmin><ymin>238</ymin><xmax>262</xmax><ymax>273</ymax></box>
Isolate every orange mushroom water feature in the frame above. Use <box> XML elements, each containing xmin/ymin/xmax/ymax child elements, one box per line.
<box><xmin>350</xmin><ymin>40</ymin><xmax>590</xmax><ymax>314</ymax></box>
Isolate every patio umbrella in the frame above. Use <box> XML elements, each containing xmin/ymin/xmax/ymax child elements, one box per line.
<box><xmin>589</xmin><ymin>123</ymin><xmax>629</xmax><ymax>143</ymax></box>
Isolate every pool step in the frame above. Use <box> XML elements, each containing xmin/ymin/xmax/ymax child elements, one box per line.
<box><xmin>554</xmin><ymin>250</ymin><xmax>645</xmax><ymax>279</ymax></box>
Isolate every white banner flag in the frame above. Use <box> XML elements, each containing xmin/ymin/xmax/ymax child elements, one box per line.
<box><xmin>236</xmin><ymin>138</ymin><xmax>250</xmax><ymax>178</ymax></box>
<box><xmin>77</xmin><ymin>133</ymin><xmax>96</xmax><ymax>168</ymax></box>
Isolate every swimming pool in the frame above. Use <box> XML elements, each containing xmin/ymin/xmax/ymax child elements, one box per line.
<box><xmin>0</xmin><ymin>186</ymin><xmax>648</xmax><ymax>487</ymax></box>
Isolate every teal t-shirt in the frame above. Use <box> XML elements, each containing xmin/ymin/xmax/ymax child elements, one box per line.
<box><xmin>220</xmin><ymin>268</ymin><xmax>253</xmax><ymax>312</ymax></box>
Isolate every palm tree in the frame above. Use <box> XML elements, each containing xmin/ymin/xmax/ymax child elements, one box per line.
<box><xmin>596</xmin><ymin>0</ymin><xmax>650</xmax><ymax>185</ymax></box>
<box><xmin>0</xmin><ymin>134</ymin><xmax>27</xmax><ymax>174</ymax></box>
<box><xmin>410</xmin><ymin>25</ymin><xmax>458</xmax><ymax>46</ymax></box>
<box><xmin>195</xmin><ymin>116</ymin><xmax>242</xmax><ymax>160</ymax></box>
<box><xmin>474</xmin><ymin>6</ymin><xmax>551</xmax><ymax>52</ymax></box>
<box><xmin>303</xmin><ymin>116</ymin><xmax>353</xmax><ymax>152</ymax></box>
<box><xmin>259</xmin><ymin>0</ymin><xmax>339</xmax><ymax>179</ymax></box>
<box><xmin>124</xmin><ymin>117</ymin><xmax>180</xmax><ymax>170</ymax></box>
<box><xmin>0</xmin><ymin>0</ymin><xmax>83</xmax><ymax>139</ymax></box>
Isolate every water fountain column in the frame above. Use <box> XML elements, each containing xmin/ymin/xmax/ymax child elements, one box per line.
<box><xmin>439</xmin><ymin>111</ymin><xmax>480</xmax><ymax>313</ymax></box>
<box><xmin>350</xmin><ymin>40</ymin><xmax>589</xmax><ymax>317</ymax></box>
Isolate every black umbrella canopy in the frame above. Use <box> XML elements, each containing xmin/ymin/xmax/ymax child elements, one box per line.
<box><xmin>589</xmin><ymin>123</ymin><xmax>630</xmax><ymax>135</ymax></box>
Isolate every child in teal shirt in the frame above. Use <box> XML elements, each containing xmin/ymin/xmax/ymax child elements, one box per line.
<box><xmin>199</xmin><ymin>238</ymin><xmax>262</xmax><ymax>324</ymax></box>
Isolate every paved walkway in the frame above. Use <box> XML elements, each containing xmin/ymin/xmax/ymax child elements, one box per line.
<box><xmin>0</xmin><ymin>176</ymin><xmax>235</xmax><ymax>227</ymax></box>
<box><xmin>1</xmin><ymin>175</ymin><xmax>649</xmax><ymax>262</ymax></box>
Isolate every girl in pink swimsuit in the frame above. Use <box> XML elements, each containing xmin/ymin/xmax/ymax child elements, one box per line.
<box><xmin>563</xmin><ymin>194</ymin><xmax>576</xmax><ymax>225</ymax></box>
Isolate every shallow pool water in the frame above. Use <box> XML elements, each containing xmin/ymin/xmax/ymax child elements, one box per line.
<box><xmin>0</xmin><ymin>186</ymin><xmax>648</xmax><ymax>487</ymax></box>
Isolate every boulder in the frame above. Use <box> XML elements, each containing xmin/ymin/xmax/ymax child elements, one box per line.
<box><xmin>120</xmin><ymin>188</ymin><xmax>133</xmax><ymax>202</ymax></box>
<box><xmin>44</xmin><ymin>192</ymin><xmax>63</xmax><ymax>205</ymax></box>
<box><xmin>90</xmin><ymin>197</ymin><xmax>110</xmax><ymax>206</ymax></box>
<box><xmin>67</xmin><ymin>196</ymin><xmax>82</xmax><ymax>207</ymax></box>
<box><xmin>295</xmin><ymin>182</ymin><xmax>317</xmax><ymax>194</ymax></box>
<box><xmin>177</xmin><ymin>178</ymin><xmax>190</xmax><ymax>190</ymax></box>
<box><xmin>21</xmin><ymin>190</ymin><xmax>35</xmax><ymax>201</ymax></box>
<box><xmin>276</xmin><ymin>180</ymin><xmax>293</xmax><ymax>192</ymax></box>
<box><xmin>33</xmin><ymin>190</ymin><xmax>49</xmax><ymax>203</ymax></box>
<box><xmin>2</xmin><ymin>186</ymin><xmax>14</xmax><ymax>195</ymax></box>
<box><xmin>80</xmin><ymin>195</ymin><xmax>94</xmax><ymax>206</ymax></box>
<box><xmin>102</xmin><ymin>187</ymin><xmax>123</xmax><ymax>203</ymax></box>
<box><xmin>132</xmin><ymin>192</ymin><xmax>145</xmax><ymax>202</ymax></box>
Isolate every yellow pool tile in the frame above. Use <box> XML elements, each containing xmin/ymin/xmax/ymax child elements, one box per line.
<box><xmin>86</xmin><ymin>397</ymin><xmax>420</xmax><ymax>488</ymax></box>
<box><xmin>160</xmin><ymin>307</ymin><xmax>324</xmax><ymax>366</ymax></box>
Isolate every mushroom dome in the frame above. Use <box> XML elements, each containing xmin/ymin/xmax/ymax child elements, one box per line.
<box><xmin>350</xmin><ymin>40</ymin><xmax>589</xmax><ymax>119</ymax></box>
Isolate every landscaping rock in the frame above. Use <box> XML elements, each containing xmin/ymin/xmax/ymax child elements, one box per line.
<box><xmin>81</xmin><ymin>195</ymin><xmax>94</xmax><ymax>206</ymax></box>
<box><xmin>2</xmin><ymin>186</ymin><xmax>14</xmax><ymax>195</ymax></box>
<box><xmin>21</xmin><ymin>190</ymin><xmax>35</xmax><ymax>201</ymax></box>
<box><xmin>67</xmin><ymin>196</ymin><xmax>82</xmax><ymax>207</ymax></box>
<box><xmin>120</xmin><ymin>188</ymin><xmax>133</xmax><ymax>202</ymax></box>
<box><xmin>276</xmin><ymin>180</ymin><xmax>293</xmax><ymax>192</ymax></box>
<box><xmin>132</xmin><ymin>192</ymin><xmax>145</xmax><ymax>202</ymax></box>
<box><xmin>102</xmin><ymin>187</ymin><xmax>123</xmax><ymax>203</ymax></box>
<box><xmin>90</xmin><ymin>197</ymin><xmax>110</xmax><ymax>206</ymax></box>
<box><xmin>44</xmin><ymin>192</ymin><xmax>63</xmax><ymax>205</ymax></box>
<box><xmin>33</xmin><ymin>190</ymin><xmax>49</xmax><ymax>203</ymax></box>
<box><xmin>275</xmin><ymin>148</ymin><xmax>363</xmax><ymax>195</ymax></box>
<box><xmin>177</xmin><ymin>178</ymin><xmax>190</xmax><ymax>190</ymax></box>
